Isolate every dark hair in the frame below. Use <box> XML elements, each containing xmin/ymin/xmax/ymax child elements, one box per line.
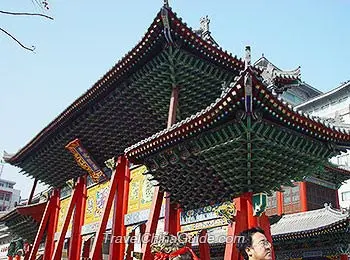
<box><xmin>236</xmin><ymin>227</ymin><xmax>265</xmax><ymax>260</ymax></box>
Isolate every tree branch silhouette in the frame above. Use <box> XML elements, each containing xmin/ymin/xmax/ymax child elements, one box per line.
<box><xmin>0</xmin><ymin>27</ymin><xmax>35</xmax><ymax>52</ymax></box>
<box><xmin>0</xmin><ymin>9</ymin><xmax>53</xmax><ymax>51</ymax></box>
<box><xmin>0</xmin><ymin>10</ymin><xmax>53</xmax><ymax>20</ymax></box>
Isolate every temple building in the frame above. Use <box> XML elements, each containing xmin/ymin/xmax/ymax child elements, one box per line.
<box><xmin>1</xmin><ymin>2</ymin><xmax>350</xmax><ymax>260</ymax></box>
<box><xmin>296</xmin><ymin>80</ymin><xmax>350</xmax><ymax>210</ymax></box>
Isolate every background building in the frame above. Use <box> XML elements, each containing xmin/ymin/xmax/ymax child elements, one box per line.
<box><xmin>296</xmin><ymin>80</ymin><xmax>350</xmax><ymax>209</ymax></box>
<box><xmin>0</xmin><ymin>161</ymin><xmax>20</xmax><ymax>213</ymax></box>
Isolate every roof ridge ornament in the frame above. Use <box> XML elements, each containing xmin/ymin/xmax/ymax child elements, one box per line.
<box><xmin>244</xmin><ymin>46</ymin><xmax>253</xmax><ymax>113</ymax></box>
<box><xmin>163</xmin><ymin>0</ymin><xmax>169</xmax><ymax>8</ymax></box>
<box><xmin>161</xmin><ymin>5</ymin><xmax>173</xmax><ymax>44</ymax></box>
<box><xmin>245</xmin><ymin>46</ymin><xmax>251</xmax><ymax>69</ymax></box>
<box><xmin>200</xmin><ymin>16</ymin><xmax>210</xmax><ymax>36</ymax></box>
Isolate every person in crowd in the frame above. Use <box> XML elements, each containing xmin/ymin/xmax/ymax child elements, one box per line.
<box><xmin>236</xmin><ymin>227</ymin><xmax>272</xmax><ymax>260</ymax></box>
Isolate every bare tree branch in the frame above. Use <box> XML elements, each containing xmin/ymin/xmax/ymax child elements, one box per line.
<box><xmin>0</xmin><ymin>10</ymin><xmax>53</xmax><ymax>20</ymax></box>
<box><xmin>0</xmin><ymin>27</ymin><xmax>35</xmax><ymax>52</ymax></box>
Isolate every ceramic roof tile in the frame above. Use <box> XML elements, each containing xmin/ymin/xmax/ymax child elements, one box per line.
<box><xmin>271</xmin><ymin>204</ymin><xmax>349</xmax><ymax>236</ymax></box>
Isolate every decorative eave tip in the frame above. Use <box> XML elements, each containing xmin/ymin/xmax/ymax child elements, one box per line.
<box><xmin>163</xmin><ymin>0</ymin><xmax>170</xmax><ymax>8</ymax></box>
<box><xmin>245</xmin><ymin>46</ymin><xmax>251</xmax><ymax>69</ymax></box>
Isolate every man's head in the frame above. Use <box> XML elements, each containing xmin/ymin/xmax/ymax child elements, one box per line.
<box><xmin>236</xmin><ymin>227</ymin><xmax>272</xmax><ymax>260</ymax></box>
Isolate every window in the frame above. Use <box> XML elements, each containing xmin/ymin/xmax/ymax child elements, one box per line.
<box><xmin>292</xmin><ymin>185</ymin><xmax>300</xmax><ymax>202</ymax></box>
<box><xmin>341</xmin><ymin>191</ymin><xmax>350</xmax><ymax>201</ymax></box>
<box><xmin>5</xmin><ymin>194</ymin><xmax>10</xmax><ymax>201</ymax></box>
<box><xmin>284</xmin><ymin>188</ymin><xmax>291</xmax><ymax>204</ymax></box>
<box><xmin>267</xmin><ymin>193</ymin><xmax>277</xmax><ymax>208</ymax></box>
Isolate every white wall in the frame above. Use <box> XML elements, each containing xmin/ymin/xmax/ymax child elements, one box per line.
<box><xmin>300</xmin><ymin>87</ymin><xmax>350</xmax><ymax>209</ymax></box>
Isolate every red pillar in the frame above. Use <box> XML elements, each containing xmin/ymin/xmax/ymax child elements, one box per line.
<box><xmin>109</xmin><ymin>156</ymin><xmax>130</xmax><ymax>260</ymax></box>
<box><xmin>43</xmin><ymin>189</ymin><xmax>60</xmax><ymax>260</ymax></box>
<box><xmin>52</xmin><ymin>179</ymin><xmax>83</xmax><ymax>260</ymax></box>
<box><xmin>276</xmin><ymin>191</ymin><xmax>283</xmax><ymax>216</ymax></box>
<box><xmin>224</xmin><ymin>196</ymin><xmax>247</xmax><ymax>260</ymax></box>
<box><xmin>141</xmin><ymin>187</ymin><xmax>164</xmax><ymax>260</ymax></box>
<box><xmin>335</xmin><ymin>189</ymin><xmax>340</xmax><ymax>209</ymax></box>
<box><xmin>125</xmin><ymin>229</ymin><xmax>136</xmax><ymax>260</ymax></box>
<box><xmin>90</xmin><ymin>156</ymin><xmax>129</xmax><ymax>260</ymax></box>
<box><xmin>27</xmin><ymin>179</ymin><xmax>38</xmax><ymax>205</ymax></box>
<box><xmin>340</xmin><ymin>254</ymin><xmax>348</xmax><ymax>260</ymax></box>
<box><xmin>259</xmin><ymin>213</ymin><xmax>275</xmax><ymax>260</ymax></box>
<box><xmin>246</xmin><ymin>192</ymin><xmax>258</xmax><ymax>228</ymax></box>
<box><xmin>82</xmin><ymin>238</ymin><xmax>91</xmax><ymax>260</ymax></box>
<box><xmin>29</xmin><ymin>193</ymin><xmax>56</xmax><ymax>260</ymax></box>
<box><xmin>68</xmin><ymin>176</ymin><xmax>87</xmax><ymax>260</ymax></box>
<box><xmin>198</xmin><ymin>229</ymin><xmax>210</xmax><ymax>260</ymax></box>
<box><xmin>164</xmin><ymin>86</ymin><xmax>181</xmax><ymax>235</ymax></box>
<box><xmin>24</xmin><ymin>245</ymin><xmax>32</xmax><ymax>260</ymax></box>
<box><xmin>299</xmin><ymin>182</ymin><xmax>308</xmax><ymax>212</ymax></box>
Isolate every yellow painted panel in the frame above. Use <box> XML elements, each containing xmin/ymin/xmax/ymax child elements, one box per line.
<box><xmin>85</xmin><ymin>181</ymin><xmax>112</xmax><ymax>225</ymax></box>
<box><xmin>128</xmin><ymin>166</ymin><xmax>154</xmax><ymax>213</ymax></box>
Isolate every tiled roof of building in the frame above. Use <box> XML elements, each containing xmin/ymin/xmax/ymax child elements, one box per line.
<box><xmin>3</xmin><ymin>6</ymin><xmax>244</xmax><ymax>188</ymax></box>
<box><xmin>271</xmin><ymin>203</ymin><xmax>349</xmax><ymax>240</ymax></box>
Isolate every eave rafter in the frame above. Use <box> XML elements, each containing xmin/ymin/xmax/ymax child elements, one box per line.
<box><xmin>125</xmin><ymin>70</ymin><xmax>350</xmax><ymax>209</ymax></box>
<box><xmin>6</xmin><ymin>6</ymin><xmax>243</xmax><ymax>167</ymax></box>
<box><xmin>4</xmin><ymin>6</ymin><xmax>246</xmax><ymax>188</ymax></box>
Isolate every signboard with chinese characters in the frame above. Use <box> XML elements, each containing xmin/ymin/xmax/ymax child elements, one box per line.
<box><xmin>66</xmin><ymin>139</ymin><xmax>107</xmax><ymax>183</ymax></box>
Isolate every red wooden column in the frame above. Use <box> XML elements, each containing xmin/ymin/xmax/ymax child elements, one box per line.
<box><xmin>68</xmin><ymin>176</ymin><xmax>87</xmax><ymax>260</ymax></box>
<box><xmin>24</xmin><ymin>244</ymin><xmax>32</xmax><ymax>260</ymax></box>
<box><xmin>141</xmin><ymin>186</ymin><xmax>164</xmax><ymax>260</ymax></box>
<box><xmin>27</xmin><ymin>179</ymin><xmax>38</xmax><ymax>205</ymax></box>
<box><xmin>198</xmin><ymin>229</ymin><xmax>210</xmax><ymax>260</ymax></box>
<box><xmin>259</xmin><ymin>213</ymin><xmax>275</xmax><ymax>260</ymax></box>
<box><xmin>246</xmin><ymin>192</ymin><xmax>258</xmax><ymax>228</ymax></box>
<box><xmin>340</xmin><ymin>254</ymin><xmax>348</xmax><ymax>260</ymax></box>
<box><xmin>335</xmin><ymin>189</ymin><xmax>340</xmax><ymax>209</ymax></box>
<box><xmin>299</xmin><ymin>182</ymin><xmax>308</xmax><ymax>212</ymax></box>
<box><xmin>164</xmin><ymin>85</ymin><xmax>181</xmax><ymax>235</ymax></box>
<box><xmin>125</xmin><ymin>229</ymin><xmax>136</xmax><ymax>260</ymax></box>
<box><xmin>109</xmin><ymin>156</ymin><xmax>130</xmax><ymax>260</ymax></box>
<box><xmin>224</xmin><ymin>196</ymin><xmax>248</xmax><ymax>260</ymax></box>
<box><xmin>276</xmin><ymin>191</ymin><xmax>283</xmax><ymax>216</ymax></box>
<box><xmin>81</xmin><ymin>237</ymin><xmax>91</xmax><ymax>260</ymax></box>
<box><xmin>52</xmin><ymin>178</ymin><xmax>84</xmax><ymax>260</ymax></box>
<box><xmin>29</xmin><ymin>192</ymin><xmax>57</xmax><ymax>260</ymax></box>
<box><xmin>43</xmin><ymin>189</ymin><xmax>60</xmax><ymax>260</ymax></box>
<box><xmin>90</xmin><ymin>155</ymin><xmax>130</xmax><ymax>260</ymax></box>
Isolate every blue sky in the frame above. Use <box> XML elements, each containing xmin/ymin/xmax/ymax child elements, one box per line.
<box><xmin>1</xmin><ymin>0</ymin><xmax>350</xmax><ymax>198</ymax></box>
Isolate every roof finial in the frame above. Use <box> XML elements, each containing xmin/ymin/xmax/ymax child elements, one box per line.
<box><xmin>200</xmin><ymin>16</ymin><xmax>210</xmax><ymax>34</ymax></box>
<box><xmin>163</xmin><ymin>0</ymin><xmax>169</xmax><ymax>8</ymax></box>
<box><xmin>245</xmin><ymin>46</ymin><xmax>251</xmax><ymax>69</ymax></box>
